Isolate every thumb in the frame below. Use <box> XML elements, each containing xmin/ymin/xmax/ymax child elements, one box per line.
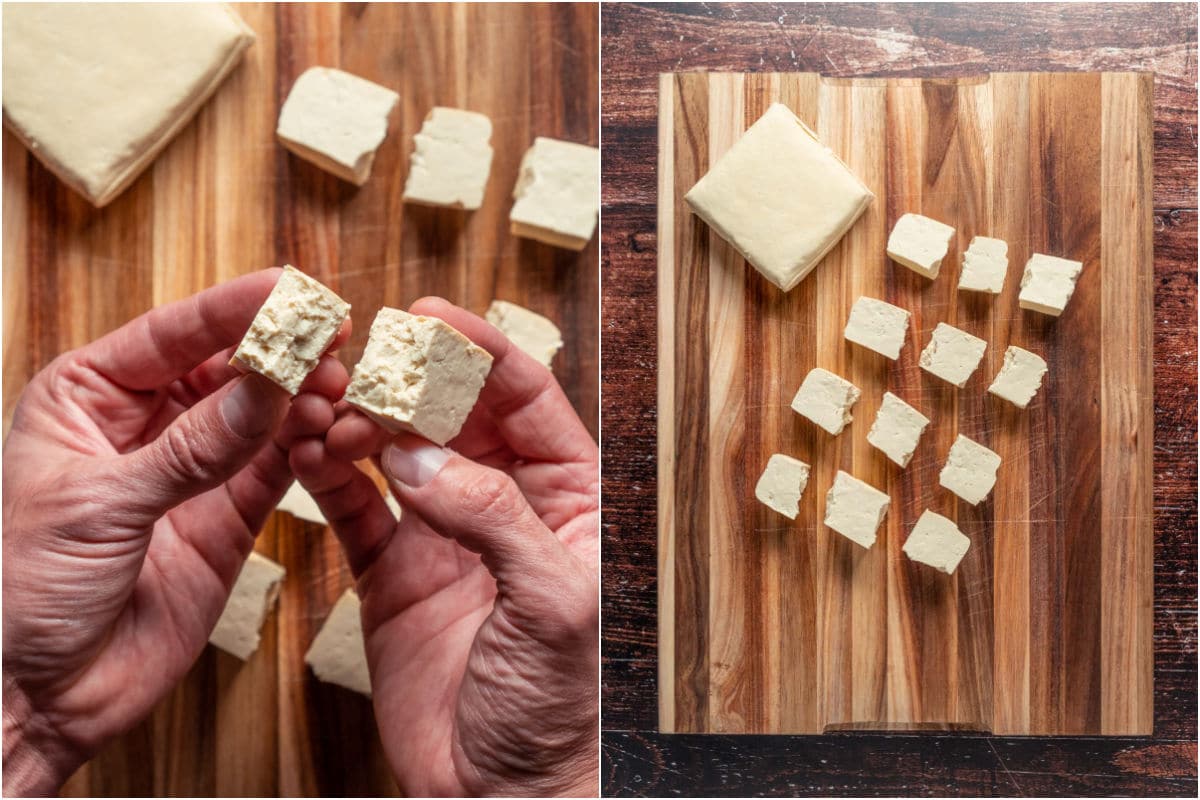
<box><xmin>119</xmin><ymin>374</ymin><xmax>289</xmax><ymax>523</ymax></box>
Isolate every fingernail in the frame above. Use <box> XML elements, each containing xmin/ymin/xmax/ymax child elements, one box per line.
<box><xmin>221</xmin><ymin>375</ymin><xmax>279</xmax><ymax>438</ymax></box>
<box><xmin>383</xmin><ymin>435</ymin><xmax>451</xmax><ymax>487</ymax></box>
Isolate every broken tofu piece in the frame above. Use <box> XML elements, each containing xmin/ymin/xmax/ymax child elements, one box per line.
<box><xmin>887</xmin><ymin>213</ymin><xmax>955</xmax><ymax>279</ymax></box>
<box><xmin>824</xmin><ymin>471</ymin><xmax>890</xmax><ymax>549</ymax></box>
<box><xmin>1018</xmin><ymin>253</ymin><xmax>1084</xmax><ymax>317</ymax></box>
<box><xmin>510</xmin><ymin>137</ymin><xmax>600</xmax><ymax>250</ymax></box>
<box><xmin>209</xmin><ymin>552</ymin><xmax>286</xmax><ymax>660</ymax></box>
<box><xmin>919</xmin><ymin>322</ymin><xmax>987</xmax><ymax>389</ymax></box>
<box><xmin>939</xmin><ymin>434</ymin><xmax>1001</xmax><ymax>505</ymax></box>
<box><xmin>485</xmin><ymin>300</ymin><xmax>563</xmax><ymax>368</ymax></box>
<box><xmin>903</xmin><ymin>510</ymin><xmax>971</xmax><ymax>575</ymax></box>
<box><xmin>790</xmin><ymin>367</ymin><xmax>861</xmax><ymax>435</ymax></box>
<box><xmin>754</xmin><ymin>454</ymin><xmax>811</xmax><ymax>520</ymax></box>
<box><xmin>988</xmin><ymin>345</ymin><xmax>1048</xmax><ymax>409</ymax></box>
<box><xmin>304</xmin><ymin>589</ymin><xmax>371</xmax><ymax>696</ymax></box>
<box><xmin>403</xmin><ymin>107</ymin><xmax>494</xmax><ymax>210</ymax></box>
<box><xmin>843</xmin><ymin>296</ymin><xmax>911</xmax><ymax>360</ymax></box>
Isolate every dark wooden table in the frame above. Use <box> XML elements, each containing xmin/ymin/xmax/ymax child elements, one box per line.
<box><xmin>600</xmin><ymin>3</ymin><xmax>1197</xmax><ymax>795</ymax></box>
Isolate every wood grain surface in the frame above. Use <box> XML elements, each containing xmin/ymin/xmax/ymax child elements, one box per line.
<box><xmin>2</xmin><ymin>3</ymin><xmax>598</xmax><ymax>796</ymax></box>
<box><xmin>602</xmin><ymin>2</ymin><xmax>1196</xmax><ymax>795</ymax></box>
<box><xmin>658</xmin><ymin>70</ymin><xmax>1153</xmax><ymax>737</ymax></box>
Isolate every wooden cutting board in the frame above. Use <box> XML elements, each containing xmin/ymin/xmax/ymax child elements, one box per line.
<box><xmin>3</xmin><ymin>3</ymin><xmax>597</xmax><ymax>795</ymax></box>
<box><xmin>657</xmin><ymin>71</ymin><xmax>1153</xmax><ymax>736</ymax></box>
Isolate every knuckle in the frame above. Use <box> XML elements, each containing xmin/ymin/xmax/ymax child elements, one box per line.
<box><xmin>157</xmin><ymin>421</ymin><xmax>219</xmax><ymax>485</ymax></box>
<box><xmin>458</xmin><ymin>470</ymin><xmax>526</xmax><ymax>524</ymax></box>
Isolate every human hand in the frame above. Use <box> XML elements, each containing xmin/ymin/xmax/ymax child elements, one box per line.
<box><xmin>290</xmin><ymin>297</ymin><xmax>598</xmax><ymax>796</ymax></box>
<box><xmin>2</xmin><ymin>269</ymin><xmax>350</xmax><ymax>796</ymax></box>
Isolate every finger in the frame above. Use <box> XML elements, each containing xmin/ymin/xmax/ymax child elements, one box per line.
<box><xmin>83</xmin><ymin>268</ymin><xmax>284</xmax><ymax>391</ymax></box>
<box><xmin>329</xmin><ymin>317</ymin><xmax>352</xmax><ymax>351</ymax></box>
<box><xmin>278</xmin><ymin>393</ymin><xmax>337</xmax><ymax>448</ymax></box>
<box><xmin>325</xmin><ymin>406</ymin><xmax>392</xmax><ymax>461</ymax></box>
<box><xmin>115</xmin><ymin>373</ymin><xmax>290</xmax><ymax>524</ymax></box>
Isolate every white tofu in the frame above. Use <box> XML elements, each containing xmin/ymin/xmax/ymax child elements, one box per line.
<box><xmin>209</xmin><ymin>552</ymin><xmax>285</xmax><ymax>660</ymax></box>
<box><xmin>919</xmin><ymin>322</ymin><xmax>987</xmax><ymax>388</ymax></box>
<box><xmin>939</xmin><ymin>434</ymin><xmax>1001</xmax><ymax>505</ymax></box>
<box><xmin>685</xmin><ymin>103</ymin><xmax>873</xmax><ymax>292</ymax></box>
<box><xmin>988</xmin><ymin>345</ymin><xmax>1048</xmax><ymax>408</ymax></box>
<box><xmin>277</xmin><ymin>482</ymin><xmax>400</xmax><ymax>524</ymax></box>
<box><xmin>867</xmin><ymin>392</ymin><xmax>931</xmax><ymax>468</ymax></box>
<box><xmin>344</xmin><ymin>308</ymin><xmax>493</xmax><ymax>446</ymax></box>
<box><xmin>903</xmin><ymin>510</ymin><xmax>970</xmax><ymax>575</ymax></box>
<box><xmin>823</xmin><ymin>471</ymin><xmax>890</xmax><ymax>549</ymax></box>
<box><xmin>485</xmin><ymin>300</ymin><xmax>563</xmax><ymax>368</ymax></box>
<box><xmin>886</xmin><ymin>213</ymin><xmax>956</xmax><ymax>279</ymax></box>
<box><xmin>958</xmin><ymin>236</ymin><xmax>1009</xmax><ymax>294</ymax></box>
<box><xmin>403</xmin><ymin>107</ymin><xmax>493</xmax><ymax>210</ymax></box>
<box><xmin>231</xmin><ymin>266</ymin><xmax>351</xmax><ymax>395</ymax></box>
<box><xmin>509</xmin><ymin>137</ymin><xmax>599</xmax><ymax>250</ymax></box>
<box><xmin>790</xmin><ymin>368</ymin><xmax>861</xmax><ymax>435</ymax></box>
<box><xmin>1</xmin><ymin>3</ymin><xmax>254</xmax><ymax>207</ymax></box>
<box><xmin>843</xmin><ymin>296</ymin><xmax>911</xmax><ymax>360</ymax></box>
<box><xmin>1018</xmin><ymin>253</ymin><xmax>1084</xmax><ymax>317</ymax></box>
<box><xmin>754</xmin><ymin>454</ymin><xmax>811</xmax><ymax>520</ymax></box>
<box><xmin>276</xmin><ymin>67</ymin><xmax>399</xmax><ymax>186</ymax></box>
<box><xmin>304</xmin><ymin>589</ymin><xmax>371</xmax><ymax>696</ymax></box>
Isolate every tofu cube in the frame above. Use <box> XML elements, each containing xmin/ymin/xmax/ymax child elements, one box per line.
<box><xmin>1018</xmin><ymin>253</ymin><xmax>1084</xmax><ymax>317</ymax></box>
<box><xmin>209</xmin><ymin>552</ymin><xmax>286</xmax><ymax>660</ymax></box>
<box><xmin>903</xmin><ymin>510</ymin><xmax>971</xmax><ymax>575</ymax></box>
<box><xmin>344</xmin><ymin>308</ymin><xmax>493</xmax><ymax>446</ymax></box>
<box><xmin>867</xmin><ymin>392</ymin><xmax>931</xmax><ymax>468</ymax></box>
<box><xmin>277</xmin><ymin>67</ymin><xmax>399</xmax><ymax>186</ymax></box>
<box><xmin>988</xmin><ymin>345</ymin><xmax>1048</xmax><ymax>408</ymax></box>
<box><xmin>754</xmin><ymin>454</ymin><xmax>811</xmax><ymax>520</ymax></box>
<box><xmin>403</xmin><ymin>107</ymin><xmax>493</xmax><ymax>210</ymax></box>
<box><xmin>939</xmin><ymin>434</ymin><xmax>1001</xmax><ymax>505</ymax></box>
<box><xmin>304</xmin><ymin>589</ymin><xmax>371</xmax><ymax>696</ymax></box>
<box><xmin>843</xmin><ymin>296</ymin><xmax>911</xmax><ymax>359</ymax></box>
<box><xmin>790</xmin><ymin>367</ymin><xmax>861</xmax><ymax>435</ymax></box>
<box><xmin>919</xmin><ymin>322</ymin><xmax>987</xmax><ymax>388</ymax></box>
<box><xmin>958</xmin><ymin>236</ymin><xmax>1009</xmax><ymax>294</ymax></box>
<box><xmin>824</xmin><ymin>471</ymin><xmax>890</xmax><ymax>548</ymax></box>
<box><xmin>485</xmin><ymin>300</ymin><xmax>563</xmax><ymax>368</ymax></box>
<box><xmin>276</xmin><ymin>481</ymin><xmax>327</xmax><ymax>525</ymax></box>
<box><xmin>510</xmin><ymin>137</ymin><xmax>599</xmax><ymax>250</ymax></box>
<box><xmin>231</xmin><ymin>265</ymin><xmax>351</xmax><ymax>395</ymax></box>
<box><xmin>887</xmin><ymin>213</ymin><xmax>955</xmax><ymax>279</ymax></box>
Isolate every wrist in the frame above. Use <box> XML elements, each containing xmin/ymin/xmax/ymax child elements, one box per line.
<box><xmin>3</xmin><ymin>677</ymin><xmax>74</xmax><ymax>797</ymax></box>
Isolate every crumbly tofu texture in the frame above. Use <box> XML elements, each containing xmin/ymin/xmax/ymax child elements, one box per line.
<box><xmin>887</xmin><ymin>213</ymin><xmax>956</xmax><ymax>279</ymax></box>
<box><xmin>344</xmin><ymin>308</ymin><xmax>493</xmax><ymax>446</ymax></box>
<box><xmin>844</xmin><ymin>296</ymin><xmax>911</xmax><ymax>360</ymax></box>
<box><xmin>510</xmin><ymin>137</ymin><xmax>600</xmax><ymax>250</ymax></box>
<box><xmin>790</xmin><ymin>368</ymin><xmax>861</xmax><ymax>435</ymax></box>
<box><xmin>754</xmin><ymin>454</ymin><xmax>811</xmax><ymax>520</ymax></box>
<box><xmin>939</xmin><ymin>434</ymin><xmax>1002</xmax><ymax>505</ymax></box>
<box><xmin>304</xmin><ymin>589</ymin><xmax>371</xmax><ymax>696</ymax></box>
<box><xmin>919</xmin><ymin>322</ymin><xmax>988</xmax><ymax>388</ymax></box>
<box><xmin>959</xmin><ymin>236</ymin><xmax>1009</xmax><ymax>294</ymax></box>
<box><xmin>824</xmin><ymin>471</ymin><xmax>890</xmax><ymax>549</ymax></box>
<box><xmin>1018</xmin><ymin>253</ymin><xmax>1084</xmax><ymax>316</ymax></box>
<box><xmin>485</xmin><ymin>300</ymin><xmax>563</xmax><ymax>368</ymax></box>
<box><xmin>903</xmin><ymin>510</ymin><xmax>971</xmax><ymax>575</ymax></box>
<box><xmin>988</xmin><ymin>345</ymin><xmax>1049</xmax><ymax>408</ymax></box>
<box><xmin>231</xmin><ymin>266</ymin><xmax>351</xmax><ymax>395</ymax></box>
<box><xmin>685</xmin><ymin>103</ymin><xmax>873</xmax><ymax>292</ymax></box>
<box><xmin>867</xmin><ymin>392</ymin><xmax>931</xmax><ymax>468</ymax></box>
<box><xmin>1</xmin><ymin>3</ymin><xmax>254</xmax><ymax>207</ymax></box>
<box><xmin>209</xmin><ymin>552</ymin><xmax>286</xmax><ymax>660</ymax></box>
<box><xmin>403</xmin><ymin>107</ymin><xmax>493</xmax><ymax>210</ymax></box>
<box><xmin>276</xmin><ymin>67</ymin><xmax>399</xmax><ymax>186</ymax></box>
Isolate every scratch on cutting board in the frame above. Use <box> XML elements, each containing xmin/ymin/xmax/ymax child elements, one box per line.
<box><xmin>987</xmin><ymin>738</ymin><xmax>1025</xmax><ymax>797</ymax></box>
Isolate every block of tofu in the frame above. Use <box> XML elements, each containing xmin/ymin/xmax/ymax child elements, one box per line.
<box><xmin>684</xmin><ymin>103</ymin><xmax>873</xmax><ymax>292</ymax></box>
<box><xmin>903</xmin><ymin>510</ymin><xmax>970</xmax><ymax>575</ymax></box>
<box><xmin>824</xmin><ymin>471</ymin><xmax>890</xmax><ymax>549</ymax></box>
<box><xmin>510</xmin><ymin>137</ymin><xmax>599</xmax><ymax>250</ymax></box>
<box><xmin>209</xmin><ymin>552</ymin><xmax>285</xmax><ymax>660</ymax></box>
<box><xmin>304</xmin><ymin>589</ymin><xmax>371</xmax><ymax>696</ymax></box>
<box><xmin>754</xmin><ymin>454</ymin><xmax>811</xmax><ymax>520</ymax></box>
<box><xmin>403</xmin><ymin>107</ymin><xmax>493</xmax><ymax>210</ymax></box>
<box><xmin>1018</xmin><ymin>253</ymin><xmax>1084</xmax><ymax>317</ymax></box>
<box><xmin>988</xmin><ymin>345</ymin><xmax>1048</xmax><ymax>409</ymax></box>
<box><xmin>485</xmin><ymin>300</ymin><xmax>563</xmax><ymax>368</ymax></box>
<box><xmin>939</xmin><ymin>434</ymin><xmax>1001</xmax><ymax>505</ymax></box>
<box><xmin>919</xmin><ymin>322</ymin><xmax>987</xmax><ymax>388</ymax></box>
<box><xmin>843</xmin><ymin>296</ymin><xmax>911</xmax><ymax>359</ymax></box>
<box><xmin>867</xmin><ymin>392</ymin><xmax>931</xmax><ymax>468</ymax></box>
<box><xmin>277</xmin><ymin>67</ymin><xmax>399</xmax><ymax>186</ymax></box>
<box><xmin>887</xmin><ymin>213</ymin><xmax>956</xmax><ymax>279</ymax></box>
<box><xmin>1</xmin><ymin>3</ymin><xmax>254</xmax><ymax>207</ymax></box>
<box><xmin>344</xmin><ymin>308</ymin><xmax>493</xmax><ymax>446</ymax></box>
<box><xmin>231</xmin><ymin>266</ymin><xmax>350</xmax><ymax>395</ymax></box>
<box><xmin>958</xmin><ymin>236</ymin><xmax>1009</xmax><ymax>294</ymax></box>
<box><xmin>790</xmin><ymin>368</ymin><xmax>861</xmax><ymax>435</ymax></box>
<box><xmin>277</xmin><ymin>482</ymin><xmax>327</xmax><ymax>525</ymax></box>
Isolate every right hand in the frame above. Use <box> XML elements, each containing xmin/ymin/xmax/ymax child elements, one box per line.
<box><xmin>290</xmin><ymin>298</ymin><xmax>598</xmax><ymax>796</ymax></box>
